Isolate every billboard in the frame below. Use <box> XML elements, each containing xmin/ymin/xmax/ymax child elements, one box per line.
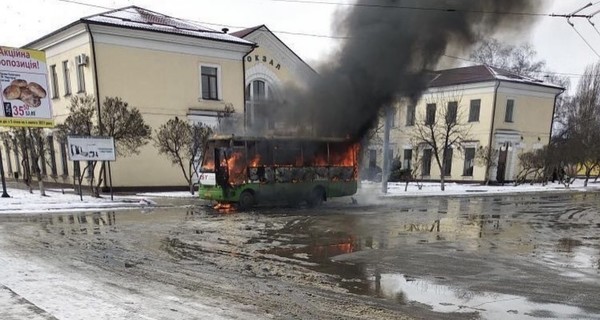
<box><xmin>67</xmin><ymin>136</ymin><xmax>116</xmax><ymax>161</ymax></box>
<box><xmin>0</xmin><ymin>46</ymin><xmax>53</xmax><ymax>128</ymax></box>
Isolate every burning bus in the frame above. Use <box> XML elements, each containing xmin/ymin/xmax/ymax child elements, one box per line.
<box><xmin>198</xmin><ymin>134</ymin><xmax>359</xmax><ymax>209</ymax></box>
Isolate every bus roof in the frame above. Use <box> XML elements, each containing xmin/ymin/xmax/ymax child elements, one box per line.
<box><xmin>208</xmin><ymin>134</ymin><xmax>353</xmax><ymax>143</ymax></box>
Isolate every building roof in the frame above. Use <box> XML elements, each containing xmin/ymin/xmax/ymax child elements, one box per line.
<box><xmin>428</xmin><ymin>65</ymin><xmax>564</xmax><ymax>90</ymax></box>
<box><xmin>230</xmin><ymin>25</ymin><xmax>264</xmax><ymax>39</ymax></box>
<box><xmin>26</xmin><ymin>6</ymin><xmax>254</xmax><ymax>48</ymax></box>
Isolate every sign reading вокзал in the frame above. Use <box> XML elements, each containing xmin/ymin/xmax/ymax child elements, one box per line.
<box><xmin>67</xmin><ymin>136</ymin><xmax>116</xmax><ymax>161</ymax></box>
<box><xmin>0</xmin><ymin>46</ymin><xmax>53</xmax><ymax>128</ymax></box>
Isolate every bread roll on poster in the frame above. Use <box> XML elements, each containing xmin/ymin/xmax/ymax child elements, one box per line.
<box><xmin>27</xmin><ymin>82</ymin><xmax>46</xmax><ymax>98</ymax></box>
<box><xmin>2</xmin><ymin>85</ymin><xmax>21</xmax><ymax>100</ymax></box>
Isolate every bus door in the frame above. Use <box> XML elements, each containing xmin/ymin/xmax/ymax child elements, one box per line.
<box><xmin>214</xmin><ymin>147</ymin><xmax>232</xmax><ymax>196</ymax></box>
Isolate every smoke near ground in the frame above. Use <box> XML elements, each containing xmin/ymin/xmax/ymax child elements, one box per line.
<box><xmin>272</xmin><ymin>0</ymin><xmax>542</xmax><ymax>141</ymax></box>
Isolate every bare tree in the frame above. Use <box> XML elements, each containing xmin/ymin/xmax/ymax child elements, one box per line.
<box><xmin>55</xmin><ymin>95</ymin><xmax>151</xmax><ymax>197</ymax></box>
<box><xmin>469</xmin><ymin>39</ymin><xmax>546</xmax><ymax>77</ymax></box>
<box><xmin>154</xmin><ymin>117</ymin><xmax>213</xmax><ymax>193</ymax></box>
<box><xmin>560</xmin><ymin>63</ymin><xmax>600</xmax><ymax>187</ymax></box>
<box><xmin>515</xmin><ymin>149</ymin><xmax>545</xmax><ymax>185</ymax></box>
<box><xmin>475</xmin><ymin>146</ymin><xmax>498</xmax><ymax>185</ymax></box>
<box><xmin>27</xmin><ymin>128</ymin><xmax>48</xmax><ymax>196</ymax></box>
<box><xmin>411</xmin><ymin>90</ymin><xmax>471</xmax><ymax>190</ymax></box>
<box><xmin>55</xmin><ymin>96</ymin><xmax>96</xmax><ymax>195</ymax></box>
<box><xmin>9</xmin><ymin>128</ymin><xmax>34</xmax><ymax>193</ymax></box>
<box><xmin>98</xmin><ymin>97</ymin><xmax>152</xmax><ymax>156</ymax></box>
<box><xmin>0</xmin><ymin>132</ymin><xmax>14</xmax><ymax>178</ymax></box>
<box><xmin>93</xmin><ymin>97</ymin><xmax>151</xmax><ymax>195</ymax></box>
<box><xmin>402</xmin><ymin>142</ymin><xmax>424</xmax><ymax>191</ymax></box>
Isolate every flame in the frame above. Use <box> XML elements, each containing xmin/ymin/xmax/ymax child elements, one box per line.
<box><xmin>226</xmin><ymin>152</ymin><xmax>247</xmax><ymax>185</ymax></box>
<box><xmin>249</xmin><ymin>154</ymin><xmax>261</xmax><ymax>167</ymax></box>
<box><xmin>202</xmin><ymin>162</ymin><xmax>215</xmax><ymax>171</ymax></box>
<box><xmin>214</xmin><ymin>202</ymin><xmax>236</xmax><ymax>213</ymax></box>
<box><xmin>329</xmin><ymin>143</ymin><xmax>359</xmax><ymax>167</ymax></box>
<box><xmin>204</xmin><ymin>142</ymin><xmax>359</xmax><ymax>185</ymax></box>
<box><xmin>311</xmin><ymin>237</ymin><xmax>356</xmax><ymax>257</ymax></box>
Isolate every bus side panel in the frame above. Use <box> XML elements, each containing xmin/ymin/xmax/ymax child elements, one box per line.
<box><xmin>327</xmin><ymin>181</ymin><xmax>358</xmax><ymax>197</ymax></box>
<box><xmin>201</xmin><ymin>181</ymin><xmax>357</xmax><ymax>204</ymax></box>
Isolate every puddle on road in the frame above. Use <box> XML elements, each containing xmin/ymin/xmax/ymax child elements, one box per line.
<box><xmin>371</xmin><ymin>273</ymin><xmax>597</xmax><ymax>320</ymax></box>
<box><xmin>261</xmin><ymin>194</ymin><xmax>600</xmax><ymax>319</ymax></box>
<box><xmin>2</xmin><ymin>193</ymin><xmax>600</xmax><ymax>319</ymax></box>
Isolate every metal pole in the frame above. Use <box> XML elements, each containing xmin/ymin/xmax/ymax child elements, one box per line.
<box><xmin>0</xmin><ymin>146</ymin><xmax>10</xmax><ymax>198</ymax></box>
<box><xmin>108</xmin><ymin>161</ymin><xmax>113</xmax><ymax>201</ymax></box>
<box><xmin>381</xmin><ymin>106</ymin><xmax>392</xmax><ymax>194</ymax></box>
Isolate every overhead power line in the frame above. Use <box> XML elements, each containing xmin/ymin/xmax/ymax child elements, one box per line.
<box><xmin>53</xmin><ymin>0</ymin><xmax>593</xmax><ymax>78</ymax></box>
<box><xmin>560</xmin><ymin>2</ymin><xmax>600</xmax><ymax>58</ymax></box>
<box><xmin>259</xmin><ymin>0</ymin><xmax>552</xmax><ymax>17</ymax></box>
<box><xmin>58</xmin><ymin>0</ymin><xmax>111</xmax><ymax>10</ymax></box>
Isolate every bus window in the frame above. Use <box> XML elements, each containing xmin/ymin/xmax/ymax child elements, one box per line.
<box><xmin>201</xmin><ymin>144</ymin><xmax>215</xmax><ymax>171</ymax></box>
<box><xmin>225</xmin><ymin>146</ymin><xmax>247</xmax><ymax>185</ymax></box>
<box><xmin>329</xmin><ymin>142</ymin><xmax>356</xmax><ymax>167</ymax></box>
<box><xmin>273</xmin><ymin>141</ymin><xmax>302</xmax><ymax>166</ymax></box>
<box><xmin>302</xmin><ymin>142</ymin><xmax>328</xmax><ymax>166</ymax></box>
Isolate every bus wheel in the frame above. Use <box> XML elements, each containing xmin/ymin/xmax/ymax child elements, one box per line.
<box><xmin>238</xmin><ymin>190</ymin><xmax>255</xmax><ymax>210</ymax></box>
<box><xmin>307</xmin><ymin>187</ymin><xmax>324</xmax><ymax>208</ymax></box>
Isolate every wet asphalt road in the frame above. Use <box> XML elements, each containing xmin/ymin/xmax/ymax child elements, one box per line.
<box><xmin>1</xmin><ymin>192</ymin><xmax>600</xmax><ymax>319</ymax></box>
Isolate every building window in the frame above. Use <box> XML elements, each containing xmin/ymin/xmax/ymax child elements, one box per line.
<box><xmin>201</xmin><ymin>65</ymin><xmax>219</xmax><ymax>100</ymax></box>
<box><xmin>368</xmin><ymin>149</ymin><xmax>377</xmax><ymax>168</ymax></box>
<box><xmin>40</xmin><ymin>146</ymin><xmax>47</xmax><ymax>177</ymax></box>
<box><xmin>246</xmin><ymin>79</ymin><xmax>273</xmax><ymax>128</ymax></box>
<box><xmin>76</xmin><ymin>63</ymin><xmax>86</xmax><ymax>93</ymax></box>
<box><xmin>403</xmin><ymin>149</ymin><xmax>412</xmax><ymax>171</ymax></box>
<box><xmin>505</xmin><ymin>99</ymin><xmax>514</xmax><ymax>123</ymax></box>
<box><xmin>87</xmin><ymin>160</ymin><xmax>94</xmax><ymax>179</ymax></box>
<box><xmin>446</xmin><ymin>101</ymin><xmax>458</xmax><ymax>124</ymax></box>
<box><xmin>47</xmin><ymin>136</ymin><xmax>57</xmax><ymax>177</ymax></box>
<box><xmin>463</xmin><ymin>147</ymin><xmax>475</xmax><ymax>176</ymax></box>
<box><xmin>2</xmin><ymin>141</ymin><xmax>13</xmax><ymax>177</ymax></box>
<box><xmin>406</xmin><ymin>105</ymin><xmax>415</xmax><ymax>126</ymax></box>
<box><xmin>50</xmin><ymin>65</ymin><xmax>59</xmax><ymax>98</ymax></box>
<box><xmin>443</xmin><ymin>148</ymin><xmax>453</xmax><ymax>176</ymax></box>
<box><xmin>73</xmin><ymin>161</ymin><xmax>81</xmax><ymax>179</ymax></box>
<box><xmin>62</xmin><ymin>60</ymin><xmax>71</xmax><ymax>96</ymax></box>
<box><xmin>469</xmin><ymin>99</ymin><xmax>480</xmax><ymax>122</ymax></box>
<box><xmin>13</xmin><ymin>140</ymin><xmax>21</xmax><ymax>176</ymax></box>
<box><xmin>60</xmin><ymin>141</ymin><xmax>69</xmax><ymax>176</ymax></box>
<box><xmin>425</xmin><ymin>103</ymin><xmax>436</xmax><ymax>125</ymax></box>
<box><xmin>248</xmin><ymin>80</ymin><xmax>267</xmax><ymax>101</ymax></box>
<box><xmin>422</xmin><ymin>149</ymin><xmax>432</xmax><ymax>176</ymax></box>
<box><xmin>391</xmin><ymin>108</ymin><xmax>397</xmax><ymax>128</ymax></box>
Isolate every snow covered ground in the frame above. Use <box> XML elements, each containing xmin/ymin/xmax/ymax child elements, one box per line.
<box><xmin>1</xmin><ymin>179</ymin><xmax>599</xmax><ymax>214</ymax></box>
<box><xmin>0</xmin><ymin>187</ymin><xmax>198</xmax><ymax>215</ymax></box>
<box><xmin>363</xmin><ymin>178</ymin><xmax>600</xmax><ymax>197</ymax></box>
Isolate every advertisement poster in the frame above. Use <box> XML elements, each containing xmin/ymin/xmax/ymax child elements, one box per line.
<box><xmin>67</xmin><ymin>136</ymin><xmax>116</xmax><ymax>162</ymax></box>
<box><xmin>0</xmin><ymin>46</ymin><xmax>54</xmax><ymax>128</ymax></box>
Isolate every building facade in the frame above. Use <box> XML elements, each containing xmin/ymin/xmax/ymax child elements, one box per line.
<box><xmin>3</xmin><ymin>6</ymin><xmax>255</xmax><ymax>190</ymax></box>
<box><xmin>0</xmin><ymin>9</ymin><xmax>322</xmax><ymax>190</ymax></box>
<box><xmin>232</xmin><ymin>25</ymin><xmax>317</xmax><ymax>133</ymax></box>
<box><xmin>371</xmin><ymin>65</ymin><xmax>564</xmax><ymax>183</ymax></box>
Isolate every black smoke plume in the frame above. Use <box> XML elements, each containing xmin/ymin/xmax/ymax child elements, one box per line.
<box><xmin>273</xmin><ymin>0</ymin><xmax>541</xmax><ymax>141</ymax></box>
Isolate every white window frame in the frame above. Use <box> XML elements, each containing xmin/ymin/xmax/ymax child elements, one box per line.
<box><xmin>505</xmin><ymin>98</ymin><xmax>515</xmax><ymax>123</ymax></box>
<box><xmin>62</xmin><ymin>60</ymin><xmax>71</xmax><ymax>96</ymax></box>
<box><xmin>468</xmin><ymin>99</ymin><xmax>481</xmax><ymax>122</ymax></box>
<box><xmin>199</xmin><ymin>63</ymin><xmax>222</xmax><ymax>101</ymax></box>
<box><xmin>50</xmin><ymin>64</ymin><xmax>59</xmax><ymax>99</ymax></box>
<box><xmin>76</xmin><ymin>62</ymin><xmax>86</xmax><ymax>93</ymax></box>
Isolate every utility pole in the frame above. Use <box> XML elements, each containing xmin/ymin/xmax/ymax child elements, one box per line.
<box><xmin>0</xmin><ymin>146</ymin><xmax>10</xmax><ymax>198</ymax></box>
<box><xmin>381</xmin><ymin>106</ymin><xmax>393</xmax><ymax>194</ymax></box>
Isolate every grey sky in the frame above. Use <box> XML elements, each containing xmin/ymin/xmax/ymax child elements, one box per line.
<box><xmin>2</xmin><ymin>0</ymin><xmax>598</xmax><ymax>90</ymax></box>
